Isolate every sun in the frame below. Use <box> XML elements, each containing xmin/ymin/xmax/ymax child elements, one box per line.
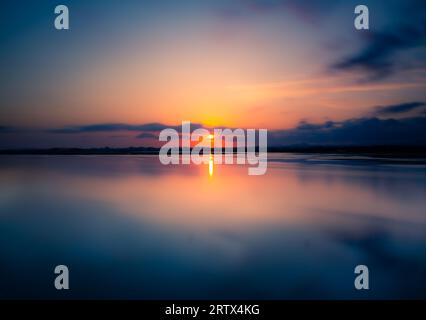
<box><xmin>208</xmin><ymin>134</ymin><xmax>214</xmax><ymax>140</ymax></box>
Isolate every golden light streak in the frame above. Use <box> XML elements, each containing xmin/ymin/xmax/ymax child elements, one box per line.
<box><xmin>209</xmin><ymin>154</ymin><xmax>214</xmax><ymax>177</ymax></box>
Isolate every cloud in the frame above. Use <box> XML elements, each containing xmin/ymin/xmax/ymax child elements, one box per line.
<box><xmin>269</xmin><ymin>116</ymin><xmax>426</xmax><ymax>146</ymax></box>
<box><xmin>4</xmin><ymin>105</ymin><xmax>426</xmax><ymax>147</ymax></box>
<box><xmin>332</xmin><ymin>21</ymin><xmax>426</xmax><ymax>80</ymax></box>
<box><xmin>136</xmin><ymin>132</ymin><xmax>158</xmax><ymax>139</ymax></box>
<box><xmin>0</xmin><ymin>126</ymin><xmax>18</xmax><ymax>133</ymax></box>
<box><xmin>49</xmin><ymin>122</ymin><xmax>204</xmax><ymax>134</ymax></box>
<box><xmin>373</xmin><ymin>101</ymin><xmax>425</xmax><ymax>116</ymax></box>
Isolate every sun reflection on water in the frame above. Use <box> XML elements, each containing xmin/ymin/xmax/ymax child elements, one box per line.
<box><xmin>209</xmin><ymin>154</ymin><xmax>213</xmax><ymax>177</ymax></box>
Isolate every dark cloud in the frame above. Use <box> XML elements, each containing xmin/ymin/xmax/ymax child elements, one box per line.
<box><xmin>0</xmin><ymin>126</ymin><xmax>18</xmax><ymax>133</ymax></box>
<box><xmin>373</xmin><ymin>102</ymin><xmax>425</xmax><ymax>116</ymax></box>
<box><xmin>136</xmin><ymin>132</ymin><xmax>158</xmax><ymax>139</ymax></box>
<box><xmin>332</xmin><ymin>20</ymin><xmax>426</xmax><ymax>80</ymax></box>
<box><xmin>270</xmin><ymin>116</ymin><xmax>426</xmax><ymax>146</ymax></box>
<box><xmin>49</xmin><ymin>122</ymin><xmax>203</xmax><ymax>134</ymax></box>
<box><xmin>296</xmin><ymin>120</ymin><xmax>336</xmax><ymax>131</ymax></box>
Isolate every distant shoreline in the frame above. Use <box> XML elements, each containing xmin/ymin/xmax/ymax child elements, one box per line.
<box><xmin>1</xmin><ymin>146</ymin><xmax>425</xmax><ymax>158</ymax></box>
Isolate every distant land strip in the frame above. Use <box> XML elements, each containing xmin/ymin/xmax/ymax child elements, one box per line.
<box><xmin>0</xmin><ymin>146</ymin><xmax>426</xmax><ymax>158</ymax></box>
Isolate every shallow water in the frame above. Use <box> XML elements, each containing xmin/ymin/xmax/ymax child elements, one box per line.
<box><xmin>0</xmin><ymin>154</ymin><xmax>425</xmax><ymax>299</ymax></box>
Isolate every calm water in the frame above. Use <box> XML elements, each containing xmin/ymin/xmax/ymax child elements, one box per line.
<box><xmin>0</xmin><ymin>154</ymin><xmax>425</xmax><ymax>299</ymax></box>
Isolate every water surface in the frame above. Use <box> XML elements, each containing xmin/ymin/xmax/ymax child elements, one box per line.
<box><xmin>0</xmin><ymin>154</ymin><xmax>425</xmax><ymax>299</ymax></box>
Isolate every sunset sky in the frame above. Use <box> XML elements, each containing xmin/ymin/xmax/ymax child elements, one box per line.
<box><xmin>1</xmin><ymin>0</ymin><xmax>426</xmax><ymax>148</ymax></box>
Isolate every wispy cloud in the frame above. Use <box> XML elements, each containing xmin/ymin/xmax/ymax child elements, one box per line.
<box><xmin>373</xmin><ymin>101</ymin><xmax>425</xmax><ymax>116</ymax></box>
<box><xmin>49</xmin><ymin>122</ymin><xmax>204</xmax><ymax>134</ymax></box>
<box><xmin>228</xmin><ymin>75</ymin><xmax>425</xmax><ymax>100</ymax></box>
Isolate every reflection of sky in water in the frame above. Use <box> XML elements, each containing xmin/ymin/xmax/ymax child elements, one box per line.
<box><xmin>0</xmin><ymin>155</ymin><xmax>425</xmax><ymax>299</ymax></box>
